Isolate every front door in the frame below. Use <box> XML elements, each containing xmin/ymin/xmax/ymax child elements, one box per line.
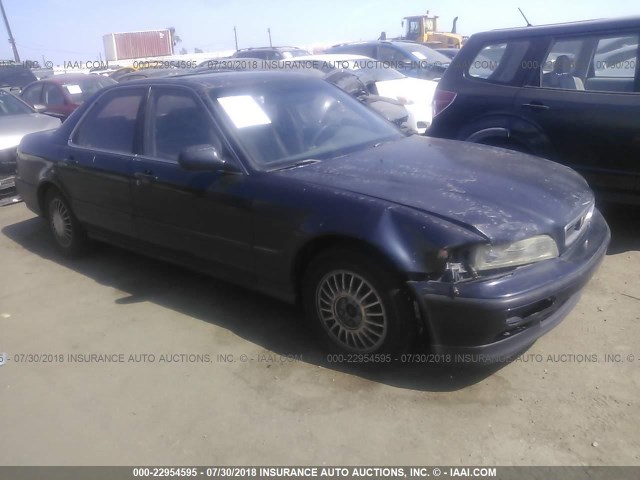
<box><xmin>131</xmin><ymin>86</ymin><xmax>254</xmax><ymax>276</ymax></box>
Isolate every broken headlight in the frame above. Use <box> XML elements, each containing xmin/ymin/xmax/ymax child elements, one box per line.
<box><xmin>470</xmin><ymin>235</ymin><xmax>559</xmax><ymax>272</ymax></box>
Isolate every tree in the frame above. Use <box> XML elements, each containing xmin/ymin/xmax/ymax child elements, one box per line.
<box><xmin>167</xmin><ymin>27</ymin><xmax>182</xmax><ymax>50</ymax></box>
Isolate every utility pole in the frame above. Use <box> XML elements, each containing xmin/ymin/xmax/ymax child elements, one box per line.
<box><xmin>268</xmin><ymin>28</ymin><xmax>272</xmax><ymax>47</ymax></box>
<box><xmin>0</xmin><ymin>0</ymin><xmax>20</xmax><ymax>62</ymax></box>
<box><xmin>233</xmin><ymin>26</ymin><xmax>238</xmax><ymax>51</ymax></box>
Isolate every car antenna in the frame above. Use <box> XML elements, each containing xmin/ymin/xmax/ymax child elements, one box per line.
<box><xmin>518</xmin><ymin>8</ymin><xmax>532</xmax><ymax>27</ymax></box>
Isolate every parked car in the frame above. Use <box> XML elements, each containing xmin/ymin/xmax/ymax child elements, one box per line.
<box><xmin>117</xmin><ymin>68</ymin><xmax>188</xmax><ymax>82</ymax></box>
<box><xmin>428</xmin><ymin>16</ymin><xmax>640</xmax><ymax>204</ymax></box>
<box><xmin>324</xmin><ymin>41</ymin><xmax>451</xmax><ymax>80</ymax></box>
<box><xmin>20</xmin><ymin>74</ymin><xmax>116</xmax><ymax>121</ymax></box>
<box><xmin>435</xmin><ymin>48</ymin><xmax>460</xmax><ymax>60</ymax></box>
<box><xmin>292</xmin><ymin>54</ymin><xmax>438</xmax><ymax>133</ymax></box>
<box><xmin>17</xmin><ymin>71</ymin><xmax>609</xmax><ymax>357</ymax></box>
<box><xmin>0</xmin><ymin>65</ymin><xmax>37</xmax><ymax>93</ymax></box>
<box><xmin>0</xmin><ymin>90</ymin><xmax>60</xmax><ymax>202</ymax></box>
<box><xmin>232</xmin><ymin>46</ymin><xmax>311</xmax><ymax>60</ymax></box>
<box><xmin>109</xmin><ymin>67</ymin><xmax>138</xmax><ymax>81</ymax></box>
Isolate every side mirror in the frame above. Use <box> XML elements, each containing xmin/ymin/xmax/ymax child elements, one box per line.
<box><xmin>178</xmin><ymin>145</ymin><xmax>238</xmax><ymax>172</ymax></box>
<box><xmin>32</xmin><ymin>104</ymin><xmax>47</xmax><ymax>113</ymax></box>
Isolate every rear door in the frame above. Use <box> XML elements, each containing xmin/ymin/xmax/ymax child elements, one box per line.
<box><xmin>515</xmin><ymin>31</ymin><xmax>640</xmax><ymax>197</ymax></box>
<box><xmin>63</xmin><ymin>87</ymin><xmax>146</xmax><ymax>237</ymax></box>
<box><xmin>131</xmin><ymin>86</ymin><xmax>254</xmax><ymax>275</ymax></box>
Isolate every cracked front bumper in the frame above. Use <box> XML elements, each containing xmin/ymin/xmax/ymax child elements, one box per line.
<box><xmin>408</xmin><ymin>209</ymin><xmax>610</xmax><ymax>360</ymax></box>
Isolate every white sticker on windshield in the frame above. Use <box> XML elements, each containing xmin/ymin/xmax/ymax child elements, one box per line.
<box><xmin>412</xmin><ymin>51</ymin><xmax>427</xmax><ymax>60</ymax></box>
<box><xmin>65</xmin><ymin>84</ymin><xmax>82</xmax><ymax>94</ymax></box>
<box><xmin>218</xmin><ymin>95</ymin><xmax>272</xmax><ymax>129</ymax></box>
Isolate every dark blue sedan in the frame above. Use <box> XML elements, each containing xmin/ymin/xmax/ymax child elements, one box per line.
<box><xmin>16</xmin><ymin>71</ymin><xmax>609</xmax><ymax>358</ymax></box>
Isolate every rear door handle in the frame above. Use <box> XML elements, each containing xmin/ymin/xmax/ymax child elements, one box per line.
<box><xmin>521</xmin><ymin>102</ymin><xmax>550</xmax><ymax>111</ymax></box>
<box><xmin>134</xmin><ymin>171</ymin><xmax>157</xmax><ymax>186</ymax></box>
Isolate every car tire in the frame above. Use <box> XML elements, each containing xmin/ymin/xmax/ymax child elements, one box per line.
<box><xmin>45</xmin><ymin>188</ymin><xmax>87</xmax><ymax>257</ymax></box>
<box><xmin>302</xmin><ymin>249</ymin><xmax>414</xmax><ymax>354</ymax></box>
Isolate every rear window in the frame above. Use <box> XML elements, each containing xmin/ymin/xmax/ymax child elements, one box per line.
<box><xmin>467</xmin><ymin>41</ymin><xmax>530</xmax><ymax>84</ymax></box>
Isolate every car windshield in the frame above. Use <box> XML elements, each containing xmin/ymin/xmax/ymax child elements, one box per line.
<box><xmin>0</xmin><ymin>90</ymin><xmax>33</xmax><ymax>115</ymax></box>
<box><xmin>61</xmin><ymin>76</ymin><xmax>116</xmax><ymax>103</ymax></box>
<box><xmin>402</xmin><ymin>43</ymin><xmax>452</xmax><ymax>65</ymax></box>
<box><xmin>210</xmin><ymin>79</ymin><xmax>403</xmax><ymax>170</ymax></box>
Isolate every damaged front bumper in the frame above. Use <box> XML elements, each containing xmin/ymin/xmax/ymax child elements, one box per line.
<box><xmin>407</xmin><ymin>209</ymin><xmax>610</xmax><ymax>361</ymax></box>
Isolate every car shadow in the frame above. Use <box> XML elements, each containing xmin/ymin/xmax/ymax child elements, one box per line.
<box><xmin>3</xmin><ymin>215</ymin><xmax>513</xmax><ymax>392</ymax></box>
<box><xmin>600</xmin><ymin>202</ymin><xmax>640</xmax><ymax>255</ymax></box>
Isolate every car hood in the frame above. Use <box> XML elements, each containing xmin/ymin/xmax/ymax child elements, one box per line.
<box><xmin>375</xmin><ymin>77</ymin><xmax>438</xmax><ymax>104</ymax></box>
<box><xmin>0</xmin><ymin>113</ymin><xmax>61</xmax><ymax>150</ymax></box>
<box><xmin>277</xmin><ymin>135</ymin><xmax>594</xmax><ymax>246</ymax></box>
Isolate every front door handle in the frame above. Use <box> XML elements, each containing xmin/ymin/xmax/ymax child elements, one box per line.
<box><xmin>134</xmin><ymin>171</ymin><xmax>157</xmax><ymax>186</ymax></box>
<box><xmin>521</xmin><ymin>102</ymin><xmax>550</xmax><ymax>111</ymax></box>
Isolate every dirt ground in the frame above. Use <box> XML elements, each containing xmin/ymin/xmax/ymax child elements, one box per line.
<box><xmin>0</xmin><ymin>201</ymin><xmax>638</xmax><ymax>466</ymax></box>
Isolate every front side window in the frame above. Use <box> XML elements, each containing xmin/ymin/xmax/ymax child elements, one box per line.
<box><xmin>211</xmin><ymin>79</ymin><xmax>403</xmax><ymax>170</ymax></box>
<box><xmin>146</xmin><ymin>89</ymin><xmax>220</xmax><ymax>161</ymax></box>
<box><xmin>73</xmin><ymin>89</ymin><xmax>144</xmax><ymax>154</ymax></box>
<box><xmin>21</xmin><ymin>84</ymin><xmax>43</xmax><ymax>105</ymax></box>
<box><xmin>44</xmin><ymin>84</ymin><xmax>65</xmax><ymax>105</ymax></box>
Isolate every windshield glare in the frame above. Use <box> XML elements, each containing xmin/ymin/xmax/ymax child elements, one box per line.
<box><xmin>211</xmin><ymin>80</ymin><xmax>402</xmax><ymax>170</ymax></box>
<box><xmin>0</xmin><ymin>91</ymin><xmax>33</xmax><ymax>115</ymax></box>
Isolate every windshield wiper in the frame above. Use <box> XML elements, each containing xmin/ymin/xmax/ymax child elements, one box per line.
<box><xmin>270</xmin><ymin>159</ymin><xmax>321</xmax><ymax>172</ymax></box>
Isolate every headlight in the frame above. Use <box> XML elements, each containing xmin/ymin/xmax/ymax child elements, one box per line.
<box><xmin>470</xmin><ymin>235</ymin><xmax>559</xmax><ymax>272</ymax></box>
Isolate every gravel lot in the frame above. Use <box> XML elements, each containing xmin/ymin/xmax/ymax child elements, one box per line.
<box><xmin>0</xmin><ymin>201</ymin><xmax>638</xmax><ymax>466</ymax></box>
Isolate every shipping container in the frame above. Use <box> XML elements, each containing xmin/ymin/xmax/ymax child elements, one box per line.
<box><xmin>103</xmin><ymin>30</ymin><xmax>173</xmax><ymax>61</ymax></box>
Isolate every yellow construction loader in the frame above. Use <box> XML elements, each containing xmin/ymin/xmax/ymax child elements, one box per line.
<box><xmin>401</xmin><ymin>11</ymin><xmax>463</xmax><ymax>48</ymax></box>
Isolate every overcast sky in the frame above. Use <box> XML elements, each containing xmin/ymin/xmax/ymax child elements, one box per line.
<box><xmin>1</xmin><ymin>0</ymin><xmax>638</xmax><ymax>63</ymax></box>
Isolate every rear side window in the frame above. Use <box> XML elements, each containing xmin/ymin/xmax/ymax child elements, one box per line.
<box><xmin>538</xmin><ymin>34</ymin><xmax>639</xmax><ymax>92</ymax></box>
<box><xmin>73</xmin><ymin>89</ymin><xmax>144</xmax><ymax>153</ymax></box>
<box><xmin>468</xmin><ymin>41</ymin><xmax>530</xmax><ymax>84</ymax></box>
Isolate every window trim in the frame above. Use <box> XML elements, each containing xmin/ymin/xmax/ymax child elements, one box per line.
<box><xmin>68</xmin><ymin>86</ymin><xmax>149</xmax><ymax>156</ymax></box>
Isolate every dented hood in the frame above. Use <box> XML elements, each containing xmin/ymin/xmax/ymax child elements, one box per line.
<box><xmin>278</xmin><ymin>135</ymin><xmax>594</xmax><ymax>245</ymax></box>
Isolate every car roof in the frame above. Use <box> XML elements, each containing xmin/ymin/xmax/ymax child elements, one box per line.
<box><xmin>292</xmin><ymin>54</ymin><xmax>372</xmax><ymax>62</ymax></box>
<box><xmin>109</xmin><ymin>70</ymin><xmax>319</xmax><ymax>90</ymax></box>
<box><xmin>236</xmin><ymin>46</ymin><xmax>306</xmax><ymax>52</ymax></box>
<box><xmin>473</xmin><ymin>15</ymin><xmax>640</xmax><ymax>40</ymax></box>
<box><xmin>330</xmin><ymin>40</ymin><xmax>420</xmax><ymax>48</ymax></box>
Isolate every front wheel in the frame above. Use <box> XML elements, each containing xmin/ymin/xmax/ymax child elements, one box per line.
<box><xmin>302</xmin><ymin>250</ymin><xmax>414</xmax><ymax>354</ymax></box>
<box><xmin>45</xmin><ymin>189</ymin><xmax>87</xmax><ymax>257</ymax></box>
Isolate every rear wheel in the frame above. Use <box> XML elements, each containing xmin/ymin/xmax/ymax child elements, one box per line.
<box><xmin>45</xmin><ymin>189</ymin><xmax>87</xmax><ymax>257</ymax></box>
<box><xmin>302</xmin><ymin>249</ymin><xmax>414</xmax><ymax>354</ymax></box>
